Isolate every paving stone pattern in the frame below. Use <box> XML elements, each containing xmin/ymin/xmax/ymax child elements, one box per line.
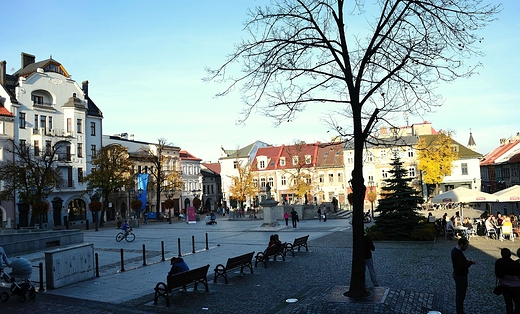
<box><xmin>0</xmin><ymin>219</ymin><xmax>513</xmax><ymax>313</ymax></box>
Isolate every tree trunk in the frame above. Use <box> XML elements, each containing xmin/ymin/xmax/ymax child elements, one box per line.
<box><xmin>345</xmin><ymin>106</ymin><xmax>370</xmax><ymax>298</ymax></box>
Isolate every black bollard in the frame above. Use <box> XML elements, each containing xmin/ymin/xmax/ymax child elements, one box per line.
<box><xmin>192</xmin><ymin>235</ymin><xmax>195</xmax><ymax>254</ymax></box>
<box><xmin>206</xmin><ymin>233</ymin><xmax>209</xmax><ymax>250</ymax></box>
<box><xmin>142</xmin><ymin>244</ymin><xmax>147</xmax><ymax>266</ymax></box>
<box><xmin>95</xmin><ymin>253</ymin><xmax>100</xmax><ymax>277</ymax></box>
<box><xmin>161</xmin><ymin>241</ymin><xmax>165</xmax><ymax>261</ymax></box>
<box><xmin>38</xmin><ymin>262</ymin><xmax>45</xmax><ymax>292</ymax></box>
<box><xmin>177</xmin><ymin>238</ymin><xmax>182</xmax><ymax>257</ymax></box>
<box><xmin>120</xmin><ymin>248</ymin><xmax>125</xmax><ymax>272</ymax></box>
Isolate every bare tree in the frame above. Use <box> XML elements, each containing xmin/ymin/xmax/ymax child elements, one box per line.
<box><xmin>207</xmin><ymin>0</ymin><xmax>500</xmax><ymax>297</ymax></box>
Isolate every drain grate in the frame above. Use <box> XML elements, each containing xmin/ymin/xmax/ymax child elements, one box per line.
<box><xmin>325</xmin><ymin>286</ymin><xmax>389</xmax><ymax>304</ymax></box>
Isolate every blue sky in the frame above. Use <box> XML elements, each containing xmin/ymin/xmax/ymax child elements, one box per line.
<box><xmin>2</xmin><ymin>0</ymin><xmax>518</xmax><ymax>162</ymax></box>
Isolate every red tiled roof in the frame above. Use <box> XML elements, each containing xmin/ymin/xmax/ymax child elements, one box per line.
<box><xmin>202</xmin><ymin>162</ymin><xmax>221</xmax><ymax>174</ymax></box>
<box><xmin>509</xmin><ymin>152</ymin><xmax>520</xmax><ymax>164</ymax></box>
<box><xmin>480</xmin><ymin>140</ymin><xmax>520</xmax><ymax>166</ymax></box>
<box><xmin>252</xmin><ymin>142</ymin><xmax>320</xmax><ymax>171</ymax></box>
<box><xmin>180</xmin><ymin>150</ymin><xmax>202</xmax><ymax>161</ymax></box>
<box><xmin>0</xmin><ymin>105</ymin><xmax>14</xmax><ymax>117</ymax></box>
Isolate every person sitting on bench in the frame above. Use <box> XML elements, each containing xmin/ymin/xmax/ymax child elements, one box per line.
<box><xmin>169</xmin><ymin>257</ymin><xmax>189</xmax><ymax>275</ymax></box>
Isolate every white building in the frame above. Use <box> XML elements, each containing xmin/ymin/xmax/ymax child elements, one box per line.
<box><xmin>0</xmin><ymin>52</ymin><xmax>103</xmax><ymax>228</ymax></box>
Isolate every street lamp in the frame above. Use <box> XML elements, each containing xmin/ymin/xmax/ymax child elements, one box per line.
<box><xmin>163</xmin><ymin>188</ymin><xmax>175</xmax><ymax>224</ymax></box>
<box><xmin>368</xmin><ymin>180</ymin><xmax>375</xmax><ymax>219</ymax></box>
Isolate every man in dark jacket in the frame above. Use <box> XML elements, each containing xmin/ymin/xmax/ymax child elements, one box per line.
<box><xmin>290</xmin><ymin>208</ymin><xmax>298</xmax><ymax>228</ymax></box>
<box><xmin>451</xmin><ymin>237</ymin><xmax>476</xmax><ymax>314</ymax></box>
<box><xmin>169</xmin><ymin>257</ymin><xmax>189</xmax><ymax>275</ymax></box>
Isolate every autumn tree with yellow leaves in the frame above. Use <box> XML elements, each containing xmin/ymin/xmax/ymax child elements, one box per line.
<box><xmin>228</xmin><ymin>159</ymin><xmax>257</xmax><ymax>209</ymax></box>
<box><xmin>417</xmin><ymin>131</ymin><xmax>459</xmax><ymax>197</ymax></box>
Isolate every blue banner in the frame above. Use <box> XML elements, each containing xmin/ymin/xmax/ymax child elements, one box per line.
<box><xmin>137</xmin><ymin>174</ymin><xmax>148</xmax><ymax>211</ymax></box>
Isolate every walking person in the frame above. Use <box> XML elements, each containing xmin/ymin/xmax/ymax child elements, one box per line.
<box><xmin>290</xmin><ymin>208</ymin><xmax>298</xmax><ymax>228</ymax></box>
<box><xmin>495</xmin><ymin>248</ymin><xmax>520</xmax><ymax>314</ymax></box>
<box><xmin>317</xmin><ymin>206</ymin><xmax>322</xmax><ymax>222</ymax></box>
<box><xmin>322</xmin><ymin>204</ymin><xmax>327</xmax><ymax>222</ymax></box>
<box><xmin>0</xmin><ymin>246</ymin><xmax>11</xmax><ymax>267</ymax></box>
<box><xmin>451</xmin><ymin>237</ymin><xmax>476</xmax><ymax>314</ymax></box>
<box><xmin>364</xmin><ymin>233</ymin><xmax>378</xmax><ymax>287</ymax></box>
<box><xmin>283</xmin><ymin>211</ymin><xmax>290</xmax><ymax>226</ymax></box>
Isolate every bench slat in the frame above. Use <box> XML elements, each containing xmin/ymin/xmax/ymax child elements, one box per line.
<box><xmin>154</xmin><ymin>264</ymin><xmax>210</xmax><ymax>307</ymax></box>
<box><xmin>214</xmin><ymin>251</ymin><xmax>255</xmax><ymax>284</ymax></box>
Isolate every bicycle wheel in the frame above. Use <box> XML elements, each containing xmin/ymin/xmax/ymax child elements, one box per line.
<box><xmin>126</xmin><ymin>232</ymin><xmax>135</xmax><ymax>242</ymax></box>
<box><xmin>116</xmin><ymin>232</ymin><xmax>124</xmax><ymax>242</ymax></box>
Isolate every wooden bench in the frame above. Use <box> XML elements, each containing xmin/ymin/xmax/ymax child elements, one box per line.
<box><xmin>153</xmin><ymin>264</ymin><xmax>210</xmax><ymax>307</ymax></box>
<box><xmin>254</xmin><ymin>243</ymin><xmax>286</xmax><ymax>268</ymax></box>
<box><xmin>213</xmin><ymin>251</ymin><xmax>255</xmax><ymax>284</ymax></box>
<box><xmin>285</xmin><ymin>235</ymin><xmax>309</xmax><ymax>257</ymax></box>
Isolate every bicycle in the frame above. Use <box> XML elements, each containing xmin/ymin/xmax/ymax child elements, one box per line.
<box><xmin>116</xmin><ymin>228</ymin><xmax>135</xmax><ymax>242</ymax></box>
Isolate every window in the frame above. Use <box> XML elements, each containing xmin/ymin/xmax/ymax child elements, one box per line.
<box><xmin>78</xmin><ymin>168</ymin><xmax>84</xmax><ymax>183</ymax></box>
<box><xmin>292</xmin><ymin>156</ymin><xmax>299</xmax><ymax>165</ymax></box>
<box><xmin>66</xmin><ymin>145</ymin><xmax>72</xmax><ymax>161</ymax></box>
<box><xmin>45</xmin><ymin>141</ymin><xmax>52</xmax><ymax>154</ymax></box>
<box><xmin>91</xmin><ymin>144</ymin><xmax>97</xmax><ymax>158</ymax></box>
<box><xmin>407</xmin><ymin>148</ymin><xmax>414</xmax><ymax>158</ymax></box>
<box><xmin>19</xmin><ymin>113</ymin><xmax>26</xmax><ymax>129</ymax></box>
<box><xmin>77</xmin><ymin>119</ymin><xmax>82</xmax><ymax>133</ymax></box>
<box><xmin>365</xmin><ymin>152</ymin><xmax>374</xmax><ymax>162</ymax></box>
<box><xmin>233</xmin><ymin>161</ymin><xmax>238</xmax><ymax>169</ymax></box>
<box><xmin>40</xmin><ymin>115</ymin><xmax>46</xmax><ymax>129</ymax></box>
<box><xmin>260</xmin><ymin>177</ymin><xmax>266</xmax><ymax>188</ymax></box>
<box><xmin>319</xmin><ymin>174</ymin><xmax>324</xmax><ymax>183</ymax></box>
<box><xmin>305</xmin><ymin>155</ymin><xmax>311</xmax><ymax>164</ymax></box>
<box><xmin>253</xmin><ymin>178</ymin><xmax>258</xmax><ymax>188</ymax></box>
<box><xmin>77</xmin><ymin>143</ymin><xmax>83</xmax><ymax>158</ymax></box>
<box><xmin>347</xmin><ymin>152</ymin><xmax>353</xmax><ymax>163</ymax></box>
<box><xmin>408</xmin><ymin>167</ymin><xmax>416</xmax><ymax>178</ymax></box>
<box><xmin>380</xmin><ymin>150</ymin><xmax>387</xmax><ymax>160</ymax></box>
<box><xmin>281</xmin><ymin>176</ymin><xmax>287</xmax><ymax>185</ymax></box>
<box><xmin>34</xmin><ymin>114</ymin><xmax>38</xmax><ymax>129</ymax></box>
<box><xmin>461</xmin><ymin>163</ymin><xmax>468</xmax><ymax>175</ymax></box>
<box><xmin>20</xmin><ymin>139</ymin><xmax>26</xmax><ymax>148</ymax></box>
<box><xmin>328</xmin><ymin>173</ymin><xmax>334</xmax><ymax>183</ymax></box>
<box><xmin>48</xmin><ymin>116</ymin><xmax>53</xmax><ymax>130</ymax></box>
<box><xmin>67</xmin><ymin>168</ymin><xmax>73</xmax><ymax>187</ymax></box>
<box><xmin>338</xmin><ymin>172</ymin><xmax>342</xmax><ymax>183</ymax></box>
<box><xmin>259</xmin><ymin>160</ymin><xmax>265</xmax><ymax>169</ymax></box>
<box><xmin>32</xmin><ymin>95</ymin><xmax>44</xmax><ymax>105</ymax></box>
<box><xmin>280</xmin><ymin>157</ymin><xmax>286</xmax><ymax>166</ymax></box>
<box><xmin>34</xmin><ymin>140</ymin><xmax>40</xmax><ymax>156</ymax></box>
<box><xmin>90</xmin><ymin>122</ymin><xmax>96</xmax><ymax>136</ymax></box>
<box><xmin>381</xmin><ymin>169</ymin><xmax>389</xmax><ymax>179</ymax></box>
<box><xmin>67</xmin><ymin>118</ymin><xmax>72</xmax><ymax>133</ymax></box>
<box><xmin>268</xmin><ymin>177</ymin><xmax>274</xmax><ymax>187</ymax></box>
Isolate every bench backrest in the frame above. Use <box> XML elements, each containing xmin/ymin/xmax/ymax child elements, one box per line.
<box><xmin>293</xmin><ymin>235</ymin><xmax>309</xmax><ymax>246</ymax></box>
<box><xmin>167</xmin><ymin>264</ymin><xmax>210</xmax><ymax>288</ymax></box>
<box><xmin>226</xmin><ymin>251</ymin><xmax>255</xmax><ymax>269</ymax></box>
<box><xmin>264</xmin><ymin>243</ymin><xmax>285</xmax><ymax>256</ymax></box>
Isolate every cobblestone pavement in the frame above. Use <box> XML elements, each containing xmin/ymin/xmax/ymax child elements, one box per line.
<box><xmin>1</xmin><ymin>227</ymin><xmax>513</xmax><ymax>314</ymax></box>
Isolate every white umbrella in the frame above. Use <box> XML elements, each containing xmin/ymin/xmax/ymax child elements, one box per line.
<box><xmin>494</xmin><ymin>185</ymin><xmax>520</xmax><ymax>202</ymax></box>
<box><xmin>432</xmin><ymin>187</ymin><xmax>494</xmax><ymax>203</ymax></box>
<box><xmin>432</xmin><ymin>187</ymin><xmax>494</xmax><ymax>218</ymax></box>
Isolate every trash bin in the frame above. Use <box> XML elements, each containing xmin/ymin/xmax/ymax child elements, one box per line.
<box><xmin>129</xmin><ymin>219</ymin><xmax>139</xmax><ymax>228</ymax></box>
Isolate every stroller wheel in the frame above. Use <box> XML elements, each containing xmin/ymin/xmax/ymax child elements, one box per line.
<box><xmin>19</xmin><ymin>294</ymin><xmax>26</xmax><ymax>302</ymax></box>
<box><xmin>0</xmin><ymin>291</ymin><xmax>9</xmax><ymax>302</ymax></box>
<box><xmin>29</xmin><ymin>289</ymin><xmax>36</xmax><ymax>300</ymax></box>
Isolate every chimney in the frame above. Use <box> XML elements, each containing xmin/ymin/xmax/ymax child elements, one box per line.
<box><xmin>500</xmin><ymin>138</ymin><xmax>506</xmax><ymax>145</ymax></box>
<box><xmin>21</xmin><ymin>52</ymin><xmax>36</xmax><ymax>69</ymax></box>
<box><xmin>82</xmin><ymin>80</ymin><xmax>89</xmax><ymax>97</ymax></box>
<box><xmin>0</xmin><ymin>60</ymin><xmax>6</xmax><ymax>87</ymax></box>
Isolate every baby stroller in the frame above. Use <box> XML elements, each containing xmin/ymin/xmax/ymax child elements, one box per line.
<box><xmin>0</xmin><ymin>258</ymin><xmax>36</xmax><ymax>302</ymax></box>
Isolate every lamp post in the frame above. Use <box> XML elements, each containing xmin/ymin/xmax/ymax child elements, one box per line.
<box><xmin>368</xmin><ymin>180</ymin><xmax>375</xmax><ymax>219</ymax></box>
<box><xmin>87</xmin><ymin>187</ymin><xmax>103</xmax><ymax>231</ymax></box>
<box><xmin>163</xmin><ymin>188</ymin><xmax>175</xmax><ymax>224</ymax></box>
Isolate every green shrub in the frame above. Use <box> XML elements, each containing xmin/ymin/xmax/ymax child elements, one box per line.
<box><xmin>410</xmin><ymin>223</ymin><xmax>436</xmax><ymax>241</ymax></box>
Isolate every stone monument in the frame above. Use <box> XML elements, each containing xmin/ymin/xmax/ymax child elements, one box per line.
<box><xmin>260</xmin><ymin>185</ymin><xmax>280</xmax><ymax>227</ymax></box>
